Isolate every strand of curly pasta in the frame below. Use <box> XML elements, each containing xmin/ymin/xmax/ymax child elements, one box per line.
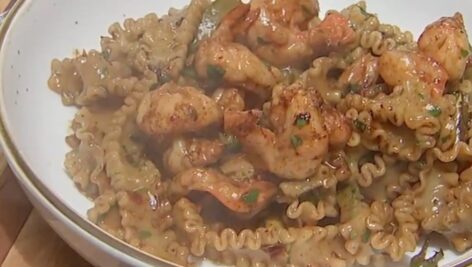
<box><xmin>173</xmin><ymin>198</ymin><xmax>336</xmax><ymax>258</ymax></box>
<box><xmin>64</xmin><ymin>107</ymin><xmax>106</xmax><ymax>190</ymax></box>
<box><xmin>366</xmin><ymin>196</ymin><xmax>418</xmax><ymax>262</ymax></box>
<box><xmin>169</xmin><ymin>0</ymin><xmax>210</xmax><ymax>78</ymax></box>
<box><xmin>426</xmin><ymin>141</ymin><xmax>472</xmax><ymax>163</ymax></box>
<box><xmin>103</xmin><ymin>84</ymin><xmax>161</xmax><ymax>191</ymax></box>
<box><xmin>341</xmin><ymin>91</ymin><xmax>440</xmax><ymax>132</ymax></box>
<box><xmin>358</xmin><ymin>154</ymin><xmax>386</xmax><ymax>187</ymax></box>
<box><xmin>286</xmin><ymin>200</ymin><xmax>328</xmax><ymax>224</ymax></box>
<box><xmin>365</xmin><ymin>127</ymin><xmax>426</xmax><ymax>161</ymax></box>
<box><xmin>279</xmin><ymin>164</ymin><xmax>338</xmax><ymax>198</ymax></box>
<box><xmin>360</xmin><ymin>30</ymin><xmax>396</xmax><ymax>55</ymax></box>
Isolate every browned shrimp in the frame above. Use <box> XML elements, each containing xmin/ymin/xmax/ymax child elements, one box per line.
<box><xmin>212</xmin><ymin>88</ymin><xmax>246</xmax><ymax>112</ymax></box>
<box><xmin>194</xmin><ymin>5</ymin><xmax>278</xmax><ymax>99</ymax></box>
<box><xmin>136</xmin><ymin>82</ymin><xmax>222</xmax><ymax>136</ymax></box>
<box><xmin>170</xmin><ymin>168</ymin><xmax>277</xmax><ymax>215</ymax></box>
<box><xmin>242</xmin><ymin>0</ymin><xmax>354</xmax><ymax>67</ymax></box>
<box><xmin>419</xmin><ymin>13</ymin><xmax>471</xmax><ymax>81</ymax></box>
<box><xmin>163</xmin><ymin>137</ymin><xmax>225</xmax><ymax>175</ymax></box>
<box><xmin>224</xmin><ymin>82</ymin><xmax>351</xmax><ymax>180</ymax></box>
<box><xmin>338</xmin><ymin>54</ymin><xmax>380</xmax><ymax>95</ymax></box>
<box><xmin>378</xmin><ymin>50</ymin><xmax>448</xmax><ymax>97</ymax></box>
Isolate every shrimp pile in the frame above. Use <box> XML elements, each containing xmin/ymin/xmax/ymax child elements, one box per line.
<box><xmin>49</xmin><ymin>0</ymin><xmax>472</xmax><ymax>266</ymax></box>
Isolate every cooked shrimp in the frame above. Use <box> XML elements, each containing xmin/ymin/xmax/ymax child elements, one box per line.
<box><xmin>338</xmin><ymin>53</ymin><xmax>379</xmax><ymax>94</ymax></box>
<box><xmin>136</xmin><ymin>82</ymin><xmax>222</xmax><ymax>136</ymax></box>
<box><xmin>212</xmin><ymin>88</ymin><xmax>245</xmax><ymax>112</ymax></box>
<box><xmin>321</xmin><ymin>104</ymin><xmax>352</xmax><ymax>148</ymax></box>
<box><xmin>418</xmin><ymin>13</ymin><xmax>471</xmax><ymax>81</ymax></box>
<box><xmin>194</xmin><ymin>5</ymin><xmax>278</xmax><ymax>99</ymax></box>
<box><xmin>378</xmin><ymin>50</ymin><xmax>448</xmax><ymax>97</ymax></box>
<box><xmin>250</xmin><ymin>0</ymin><xmax>319</xmax><ymax>27</ymax></box>
<box><xmin>163</xmin><ymin>137</ymin><xmax>224</xmax><ymax>175</ymax></box>
<box><xmin>224</xmin><ymin>82</ymin><xmax>351</xmax><ymax>179</ymax></box>
<box><xmin>171</xmin><ymin>168</ymin><xmax>277</xmax><ymax>215</ymax></box>
<box><xmin>243</xmin><ymin>0</ymin><xmax>354</xmax><ymax>68</ymax></box>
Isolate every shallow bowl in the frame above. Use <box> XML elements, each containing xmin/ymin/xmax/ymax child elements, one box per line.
<box><xmin>1</xmin><ymin>0</ymin><xmax>472</xmax><ymax>266</ymax></box>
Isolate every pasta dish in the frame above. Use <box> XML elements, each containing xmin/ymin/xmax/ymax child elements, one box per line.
<box><xmin>47</xmin><ymin>0</ymin><xmax>472</xmax><ymax>266</ymax></box>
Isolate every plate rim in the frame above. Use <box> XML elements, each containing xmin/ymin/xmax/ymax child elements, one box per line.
<box><xmin>0</xmin><ymin>1</ymin><xmax>471</xmax><ymax>267</ymax></box>
<box><xmin>0</xmin><ymin>1</ymin><xmax>177</xmax><ymax>266</ymax></box>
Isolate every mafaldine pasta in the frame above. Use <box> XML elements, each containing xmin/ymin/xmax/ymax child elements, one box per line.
<box><xmin>48</xmin><ymin>0</ymin><xmax>472</xmax><ymax>266</ymax></box>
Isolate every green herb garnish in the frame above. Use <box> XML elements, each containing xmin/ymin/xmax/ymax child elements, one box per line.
<box><xmin>300</xmin><ymin>190</ymin><xmax>324</xmax><ymax>204</ymax></box>
<box><xmin>294</xmin><ymin>112</ymin><xmax>311</xmax><ymax>129</ymax></box>
<box><xmin>157</xmin><ymin>71</ymin><xmax>171</xmax><ymax>84</ymax></box>
<box><xmin>150</xmin><ymin>83</ymin><xmax>160</xmax><ymax>90</ymax></box>
<box><xmin>182</xmin><ymin>66</ymin><xmax>198</xmax><ymax>79</ymax></box>
<box><xmin>461</xmin><ymin>48</ymin><xmax>470</xmax><ymax>58</ymax></box>
<box><xmin>357</xmin><ymin>5</ymin><xmax>372</xmax><ymax>17</ymax></box>
<box><xmin>302</xmin><ymin>5</ymin><xmax>313</xmax><ymax>17</ymax></box>
<box><xmin>219</xmin><ymin>133</ymin><xmax>242</xmax><ymax>152</ymax></box>
<box><xmin>290</xmin><ymin>135</ymin><xmax>303</xmax><ymax>148</ymax></box>
<box><xmin>426</xmin><ymin>105</ymin><xmax>442</xmax><ymax>117</ymax></box>
<box><xmin>410</xmin><ymin>239</ymin><xmax>444</xmax><ymax>267</ymax></box>
<box><xmin>346</xmin><ymin>83</ymin><xmax>361</xmax><ymax>94</ymax></box>
<box><xmin>189</xmin><ymin>38</ymin><xmax>199</xmax><ymax>53</ymax></box>
<box><xmin>350</xmin><ymin>231</ymin><xmax>359</xmax><ymax>240</ymax></box>
<box><xmin>418</xmin><ymin>92</ymin><xmax>425</xmax><ymax>100</ymax></box>
<box><xmin>257</xmin><ymin>37</ymin><xmax>269</xmax><ymax>45</ymax></box>
<box><xmin>101</xmin><ymin>49</ymin><xmax>110</xmax><ymax>60</ymax></box>
<box><xmin>138</xmin><ymin>230</ymin><xmax>152</xmax><ymax>240</ymax></box>
<box><xmin>362</xmin><ymin>229</ymin><xmax>371</xmax><ymax>243</ymax></box>
<box><xmin>295</xmin><ymin>118</ymin><xmax>308</xmax><ymax>128</ymax></box>
<box><xmin>100</xmin><ymin>67</ymin><xmax>109</xmax><ymax>76</ymax></box>
<box><xmin>440</xmin><ymin>135</ymin><xmax>450</xmax><ymax>143</ymax></box>
<box><xmin>353</xmin><ymin>119</ymin><xmax>367</xmax><ymax>132</ymax></box>
<box><xmin>207</xmin><ymin>64</ymin><xmax>226</xmax><ymax>81</ymax></box>
<box><xmin>336</xmin><ymin>182</ymin><xmax>364</xmax><ymax>219</ymax></box>
<box><xmin>242</xmin><ymin>189</ymin><xmax>260</xmax><ymax>204</ymax></box>
<box><xmin>358</xmin><ymin>151</ymin><xmax>375</xmax><ymax>167</ymax></box>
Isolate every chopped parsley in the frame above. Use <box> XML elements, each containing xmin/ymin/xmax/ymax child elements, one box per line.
<box><xmin>257</xmin><ymin>37</ymin><xmax>269</xmax><ymax>45</ymax></box>
<box><xmin>242</xmin><ymin>189</ymin><xmax>260</xmax><ymax>204</ymax></box>
<box><xmin>207</xmin><ymin>64</ymin><xmax>226</xmax><ymax>81</ymax></box>
<box><xmin>417</xmin><ymin>158</ymin><xmax>427</xmax><ymax>168</ymax></box>
<box><xmin>426</xmin><ymin>104</ymin><xmax>442</xmax><ymax>117</ymax></box>
<box><xmin>336</xmin><ymin>182</ymin><xmax>364</xmax><ymax>218</ymax></box>
<box><xmin>440</xmin><ymin>135</ymin><xmax>450</xmax><ymax>143</ymax></box>
<box><xmin>150</xmin><ymin>83</ymin><xmax>160</xmax><ymax>90</ymax></box>
<box><xmin>461</xmin><ymin>48</ymin><xmax>470</xmax><ymax>58</ymax></box>
<box><xmin>182</xmin><ymin>66</ymin><xmax>197</xmax><ymax>79</ymax></box>
<box><xmin>302</xmin><ymin>5</ymin><xmax>313</xmax><ymax>17</ymax></box>
<box><xmin>157</xmin><ymin>70</ymin><xmax>171</xmax><ymax>85</ymax></box>
<box><xmin>410</xmin><ymin>239</ymin><xmax>444</xmax><ymax>267</ymax></box>
<box><xmin>100</xmin><ymin>67</ymin><xmax>108</xmax><ymax>76</ymax></box>
<box><xmin>357</xmin><ymin>5</ymin><xmax>372</xmax><ymax>17</ymax></box>
<box><xmin>300</xmin><ymin>190</ymin><xmax>322</xmax><ymax>204</ymax></box>
<box><xmin>362</xmin><ymin>229</ymin><xmax>371</xmax><ymax>243</ymax></box>
<box><xmin>358</xmin><ymin>151</ymin><xmax>375</xmax><ymax>167</ymax></box>
<box><xmin>219</xmin><ymin>133</ymin><xmax>242</xmax><ymax>152</ymax></box>
<box><xmin>101</xmin><ymin>49</ymin><xmax>110</xmax><ymax>60</ymax></box>
<box><xmin>350</xmin><ymin>231</ymin><xmax>359</xmax><ymax>240</ymax></box>
<box><xmin>353</xmin><ymin>119</ymin><xmax>367</xmax><ymax>132</ymax></box>
<box><xmin>348</xmin><ymin>83</ymin><xmax>361</xmax><ymax>94</ymax></box>
<box><xmin>290</xmin><ymin>135</ymin><xmax>303</xmax><ymax>148</ymax></box>
<box><xmin>294</xmin><ymin>112</ymin><xmax>311</xmax><ymax>128</ymax></box>
<box><xmin>138</xmin><ymin>230</ymin><xmax>152</xmax><ymax>240</ymax></box>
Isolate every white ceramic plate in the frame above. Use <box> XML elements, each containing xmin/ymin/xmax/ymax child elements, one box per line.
<box><xmin>1</xmin><ymin>0</ymin><xmax>472</xmax><ymax>266</ymax></box>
